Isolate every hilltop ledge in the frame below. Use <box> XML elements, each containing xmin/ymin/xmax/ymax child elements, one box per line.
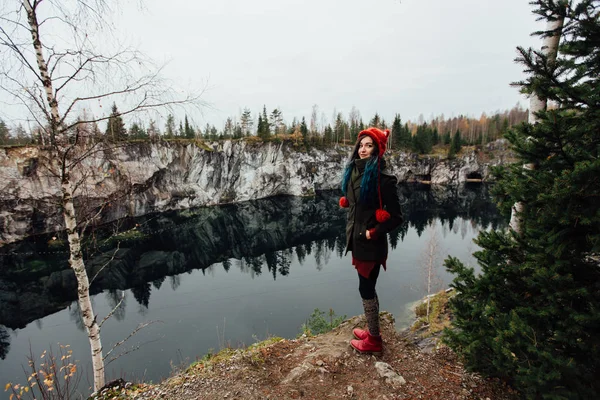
<box><xmin>95</xmin><ymin>310</ymin><xmax>517</xmax><ymax>400</ymax></box>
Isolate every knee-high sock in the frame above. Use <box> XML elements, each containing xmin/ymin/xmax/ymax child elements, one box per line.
<box><xmin>362</xmin><ymin>296</ymin><xmax>380</xmax><ymax>336</ymax></box>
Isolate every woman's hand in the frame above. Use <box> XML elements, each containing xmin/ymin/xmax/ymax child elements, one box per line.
<box><xmin>365</xmin><ymin>230</ymin><xmax>371</xmax><ymax>240</ymax></box>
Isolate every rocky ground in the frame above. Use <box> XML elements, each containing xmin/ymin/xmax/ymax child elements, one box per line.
<box><xmin>95</xmin><ymin>311</ymin><xmax>519</xmax><ymax>400</ymax></box>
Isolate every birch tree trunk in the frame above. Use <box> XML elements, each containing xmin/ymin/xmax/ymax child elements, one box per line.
<box><xmin>5</xmin><ymin>1</ymin><xmax>200</xmax><ymax>391</ymax></box>
<box><xmin>23</xmin><ymin>0</ymin><xmax>106</xmax><ymax>390</ymax></box>
<box><xmin>62</xmin><ymin>180</ymin><xmax>105</xmax><ymax>390</ymax></box>
<box><xmin>509</xmin><ymin>14</ymin><xmax>564</xmax><ymax>234</ymax></box>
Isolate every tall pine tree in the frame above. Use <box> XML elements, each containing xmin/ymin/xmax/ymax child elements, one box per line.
<box><xmin>184</xmin><ymin>115</ymin><xmax>194</xmax><ymax>138</ymax></box>
<box><xmin>391</xmin><ymin>114</ymin><xmax>402</xmax><ymax>150</ymax></box>
<box><xmin>448</xmin><ymin>129</ymin><xmax>462</xmax><ymax>159</ymax></box>
<box><xmin>444</xmin><ymin>2</ymin><xmax>600</xmax><ymax>398</ymax></box>
<box><xmin>258</xmin><ymin>105</ymin><xmax>271</xmax><ymax>139</ymax></box>
<box><xmin>105</xmin><ymin>103</ymin><xmax>127</xmax><ymax>142</ymax></box>
<box><xmin>300</xmin><ymin>116</ymin><xmax>308</xmax><ymax>141</ymax></box>
<box><xmin>0</xmin><ymin>118</ymin><xmax>9</xmax><ymax>144</ymax></box>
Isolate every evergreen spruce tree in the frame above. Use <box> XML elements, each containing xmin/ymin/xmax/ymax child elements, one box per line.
<box><xmin>334</xmin><ymin>113</ymin><xmax>345</xmax><ymax>144</ymax></box>
<box><xmin>448</xmin><ymin>129</ymin><xmax>462</xmax><ymax>159</ymax></box>
<box><xmin>412</xmin><ymin>124</ymin><xmax>433</xmax><ymax>154</ymax></box>
<box><xmin>240</xmin><ymin>108</ymin><xmax>253</xmax><ymax>136</ymax></box>
<box><xmin>270</xmin><ymin>108</ymin><xmax>283</xmax><ymax>135</ymax></box>
<box><xmin>0</xmin><ymin>118</ymin><xmax>9</xmax><ymax>144</ymax></box>
<box><xmin>323</xmin><ymin>125</ymin><xmax>333</xmax><ymax>144</ymax></box>
<box><xmin>300</xmin><ymin>117</ymin><xmax>308</xmax><ymax>141</ymax></box>
<box><xmin>442</xmin><ymin>131</ymin><xmax>451</xmax><ymax>145</ymax></box>
<box><xmin>399</xmin><ymin>122</ymin><xmax>412</xmax><ymax>150</ymax></box>
<box><xmin>184</xmin><ymin>115</ymin><xmax>194</xmax><ymax>139</ymax></box>
<box><xmin>233</xmin><ymin>123</ymin><xmax>243</xmax><ymax>139</ymax></box>
<box><xmin>444</xmin><ymin>2</ymin><xmax>600</xmax><ymax>398</ymax></box>
<box><xmin>223</xmin><ymin>117</ymin><xmax>234</xmax><ymax>138</ymax></box>
<box><xmin>391</xmin><ymin>114</ymin><xmax>402</xmax><ymax>150</ymax></box>
<box><xmin>210</xmin><ymin>125</ymin><xmax>218</xmax><ymax>140</ymax></box>
<box><xmin>257</xmin><ymin>114</ymin><xmax>264</xmax><ymax>137</ymax></box>
<box><xmin>432</xmin><ymin>127</ymin><xmax>439</xmax><ymax>146</ymax></box>
<box><xmin>260</xmin><ymin>105</ymin><xmax>271</xmax><ymax>138</ymax></box>
<box><xmin>368</xmin><ymin>112</ymin><xmax>381</xmax><ymax>128</ymax></box>
<box><xmin>105</xmin><ymin>103</ymin><xmax>127</xmax><ymax>141</ymax></box>
<box><xmin>128</xmin><ymin>122</ymin><xmax>147</xmax><ymax>139</ymax></box>
<box><xmin>165</xmin><ymin>114</ymin><xmax>175</xmax><ymax>139</ymax></box>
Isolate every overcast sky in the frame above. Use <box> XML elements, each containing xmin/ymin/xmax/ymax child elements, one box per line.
<box><xmin>4</xmin><ymin>0</ymin><xmax>547</xmax><ymax>131</ymax></box>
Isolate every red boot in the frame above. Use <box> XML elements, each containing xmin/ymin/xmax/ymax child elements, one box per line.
<box><xmin>350</xmin><ymin>332</ymin><xmax>382</xmax><ymax>355</ymax></box>
<box><xmin>352</xmin><ymin>328</ymin><xmax>368</xmax><ymax>340</ymax></box>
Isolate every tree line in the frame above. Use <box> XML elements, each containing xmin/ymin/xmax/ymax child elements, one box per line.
<box><xmin>0</xmin><ymin>103</ymin><xmax>528</xmax><ymax>155</ymax></box>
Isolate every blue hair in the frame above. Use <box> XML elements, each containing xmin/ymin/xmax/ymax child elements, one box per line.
<box><xmin>341</xmin><ymin>161</ymin><xmax>353</xmax><ymax>195</ymax></box>
<box><xmin>341</xmin><ymin>156</ymin><xmax>379</xmax><ymax>204</ymax></box>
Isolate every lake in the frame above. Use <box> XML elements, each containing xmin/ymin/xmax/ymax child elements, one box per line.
<box><xmin>0</xmin><ymin>184</ymin><xmax>505</xmax><ymax>397</ymax></box>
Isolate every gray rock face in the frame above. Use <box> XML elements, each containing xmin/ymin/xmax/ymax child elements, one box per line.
<box><xmin>0</xmin><ymin>140</ymin><xmax>507</xmax><ymax>243</ymax></box>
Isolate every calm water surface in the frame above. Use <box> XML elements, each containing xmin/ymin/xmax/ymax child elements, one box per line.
<box><xmin>0</xmin><ymin>185</ymin><xmax>505</xmax><ymax>397</ymax></box>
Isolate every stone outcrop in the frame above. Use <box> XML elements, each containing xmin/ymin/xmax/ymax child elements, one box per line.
<box><xmin>0</xmin><ymin>139</ymin><xmax>510</xmax><ymax>243</ymax></box>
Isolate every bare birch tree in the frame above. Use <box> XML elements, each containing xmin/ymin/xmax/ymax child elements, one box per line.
<box><xmin>509</xmin><ymin>7</ymin><xmax>565</xmax><ymax>234</ymax></box>
<box><xmin>0</xmin><ymin>0</ymin><xmax>201</xmax><ymax>391</ymax></box>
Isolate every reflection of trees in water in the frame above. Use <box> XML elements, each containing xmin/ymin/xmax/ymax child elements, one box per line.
<box><xmin>68</xmin><ymin>300</ymin><xmax>86</xmax><ymax>332</ymax></box>
<box><xmin>95</xmin><ymin>186</ymin><xmax>504</xmax><ymax>293</ymax></box>
<box><xmin>169</xmin><ymin>276</ymin><xmax>181</xmax><ymax>291</ymax></box>
<box><xmin>222</xmin><ymin>259</ymin><xmax>231</xmax><ymax>272</ymax></box>
<box><xmin>0</xmin><ymin>325</ymin><xmax>10</xmax><ymax>360</ymax></box>
<box><xmin>131</xmin><ymin>283</ymin><xmax>151</xmax><ymax>309</ymax></box>
<box><xmin>399</xmin><ymin>184</ymin><xmax>505</xmax><ymax>237</ymax></box>
<box><xmin>249</xmin><ymin>185</ymin><xmax>506</xmax><ymax>273</ymax></box>
<box><xmin>246</xmin><ymin>248</ymin><xmax>295</xmax><ymax>279</ymax></box>
<box><xmin>265</xmin><ymin>252</ymin><xmax>277</xmax><ymax>279</ymax></box>
<box><xmin>314</xmin><ymin>241</ymin><xmax>325</xmax><ymax>271</ymax></box>
<box><xmin>243</xmin><ymin>255</ymin><xmax>264</xmax><ymax>277</ymax></box>
<box><xmin>296</xmin><ymin>245</ymin><xmax>306</xmax><ymax>264</ymax></box>
<box><xmin>106</xmin><ymin>290</ymin><xmax>127</xmax><ymax>321</ymax></box>
<box><xmin>0</xmin><ymin>186</ymin><xmax>506</xmax><ymax>329</ymax></box>
<box><xmin>335</xmin><ymin>234</ymin><xmax>345</xmax><ymax>258</ymax></box>
<box><xmin>389</xmin><ymin>228</ymin><xmax>401</xmax><ymax>250</ymax></box>
<box><xmin>278</xmin><ymin>249</ymin><xmax>293</xmax><ymax>277</ymax></box>
<box><xmin>152</xmin><ymin>276</ymin><xmax>166</xmax><ymax>290</ymax></box>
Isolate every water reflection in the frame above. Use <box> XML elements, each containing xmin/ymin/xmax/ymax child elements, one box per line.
<box><xmin>0</xmin><ymin>326</ymin><xmax>9</xmax><ymax>360</ymax></box>
<box><xmin>0</xmin><ymin>184</ymin><xmax>505</xmax><ymax>345</ymax></box>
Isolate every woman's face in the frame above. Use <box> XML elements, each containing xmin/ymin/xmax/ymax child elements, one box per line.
<box><xmin>358</xmin><ymin>136</ymin><xmax>375</xmax><ymax>159</ymax></box>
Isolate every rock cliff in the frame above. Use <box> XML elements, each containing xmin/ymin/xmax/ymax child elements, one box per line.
<box><xmin>0</xmin><ymin>139</ymin><xmax>509</xmax><ymax>243</ymax></box>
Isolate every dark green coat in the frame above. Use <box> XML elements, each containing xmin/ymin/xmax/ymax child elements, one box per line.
<box><xmin>344</xmin><ymin>159</ymin><xmax>403</xmax><ymax>261</ymax></box>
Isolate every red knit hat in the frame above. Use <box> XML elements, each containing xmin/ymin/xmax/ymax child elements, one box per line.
<box><xmin>339</xmin><ymin>127</ymin><xmax>391</xmax><ymax>223</ymax></box>
<box><xmin>358</xmin><ymin>127</ymin><xmax>389</xmax><ymax>156</ymax></box>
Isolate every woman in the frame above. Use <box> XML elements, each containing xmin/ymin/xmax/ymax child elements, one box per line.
<box><xmin>339</xmin><ymin>127</ymin><xmax>403</xmax><ymax>355</ymax></box>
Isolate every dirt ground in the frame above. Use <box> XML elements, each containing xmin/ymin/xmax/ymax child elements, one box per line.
<box><xmin>96</xmin><ymin>311</ymin><xmax>519</xmax><ymax>400</ymax></box>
